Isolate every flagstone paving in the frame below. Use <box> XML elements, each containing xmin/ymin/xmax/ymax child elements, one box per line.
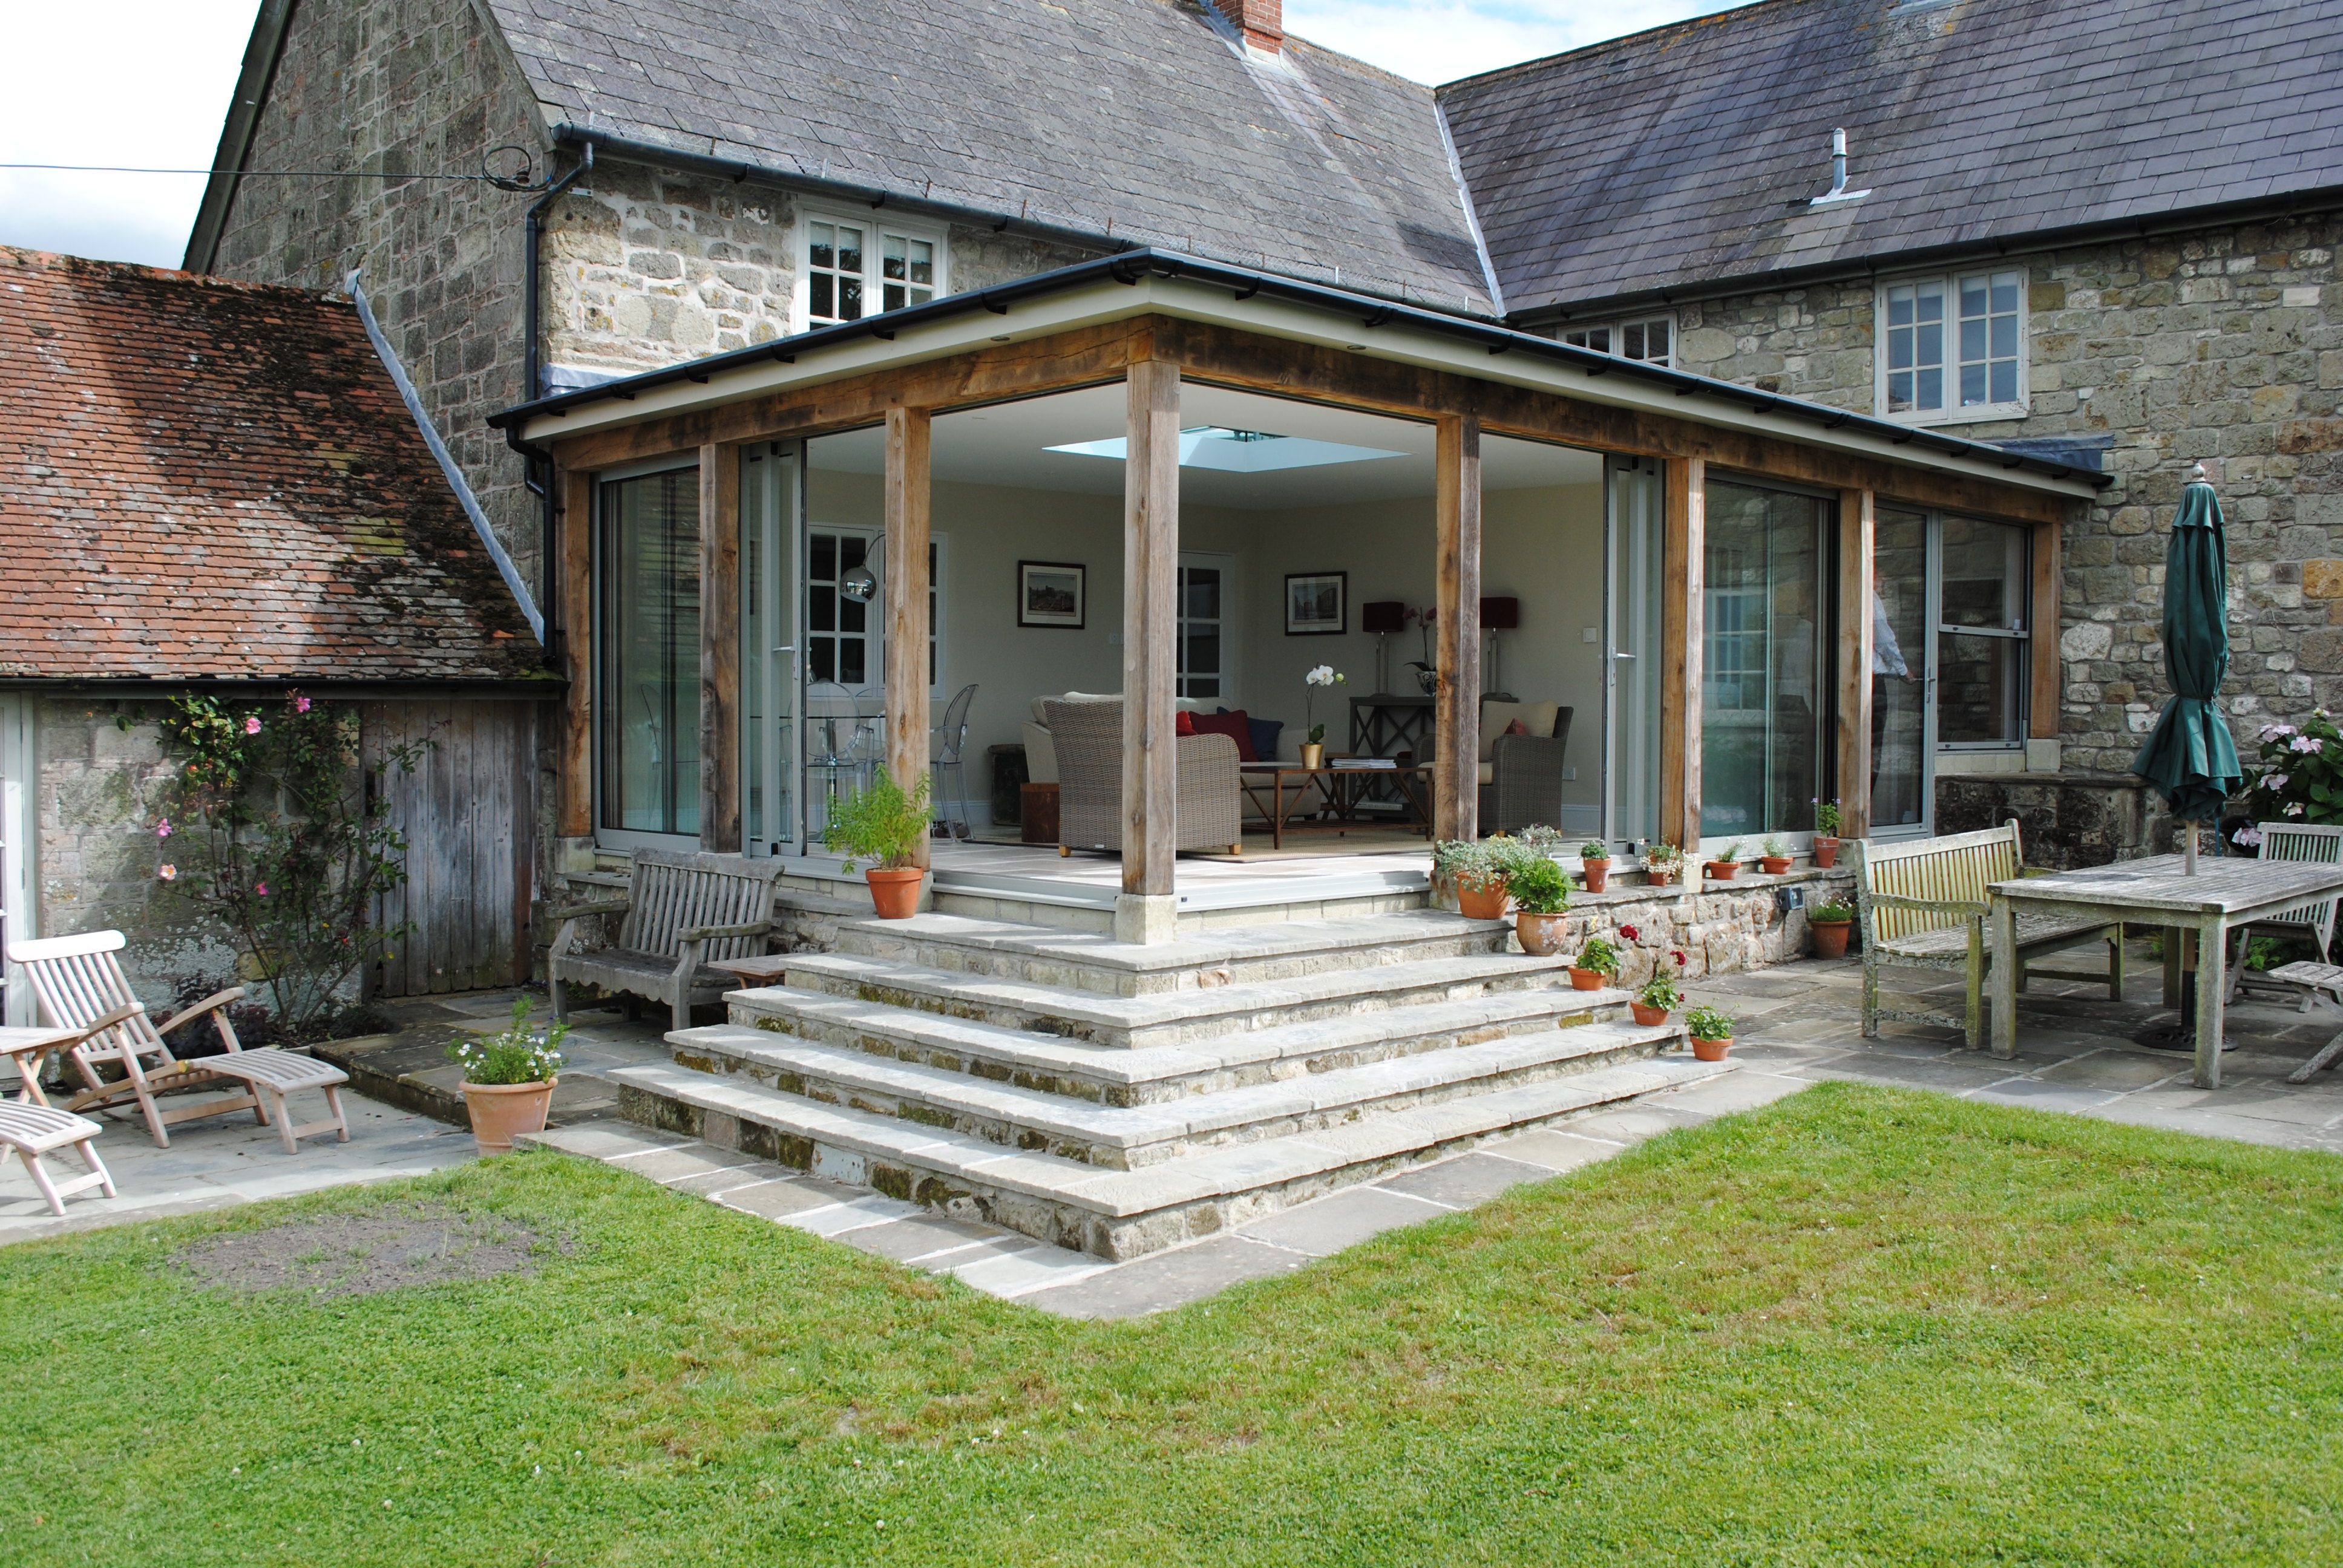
<box><xmin>11</xmin><ymin>945</ymin><xmax>2343</xmax><ymax>1316</ymax></box>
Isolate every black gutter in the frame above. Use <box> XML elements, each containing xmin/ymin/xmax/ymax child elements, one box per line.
<box><xmin>490</xmin><ymin>248</ymin><xmax>2111</xmax><ymax>491</ymax></box>
<box><xmin>1518</xmin><ymin>182</ymin><xmax>2343</xmax><ymax>328</ymax></box>
<box><xmin>551</xmin><ymin>125</ymin><xmax>1144</xmax><ymax>276</ymax></box>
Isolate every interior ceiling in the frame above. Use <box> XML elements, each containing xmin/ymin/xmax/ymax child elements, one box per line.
<box><xmin>807</xmin><ymin>384</ymin><xmax>1603</xmax><ymax>509</ymax></box>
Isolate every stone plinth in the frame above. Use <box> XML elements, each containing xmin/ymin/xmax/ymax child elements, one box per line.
<box><xmin>1935</xmin><ymin>771</ymin><xmax>2171</xmax><ymax>870</ymax></box>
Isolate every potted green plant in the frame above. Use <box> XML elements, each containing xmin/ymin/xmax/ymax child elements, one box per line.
<box><xmin>1632</xmin><ymin>948</ymin><xmax>1686</xmax><ymax>1027</ymax></box>
<box><xmin>1643</xmin><ymin>841</ymin><xmax>1683</xmax><ymax>887</ymax></box>
<box><xmin>1578</xmin><ymin>840</ymin><xmax>1613</xmax><ymax>894</ymax></box>
<box><xmin>447</xmin><ymin>995</ymin><xmax>568</xmax><ymax>1155</ymax></box>
<box><xmin>1704</xmin><ymin>840</ymin><xmax>1743</xmax><ymax>881</ymax></box>
<box><xmin>1507</xmin><ymin>855</ymin><xmax>1571</xmax><ymax>955</ymax></box>
<box><xmin>1760</xmin><ymin>835</ymin><xmax>1793</xmax><ymax>875</ymax></box>
<box><xmin>1683</xmin><ymin>1002</ymin><xmax>1736</xmax><ymax>1062</ymax></box>
<box><xmin>1809</xmin><ymin>898</ymin><xmax>1856</xmax><ymax>960</ymax></box>
<box><xmin>1568</xmin><ymin>932</ymin><xmax>1621</xmax><ymax>991</ymax></box>
<box><xmin>1301</xmin><ymin>664</ymin><xmax>1345</xmax><ymax>770</ymax></box>
<box><xmin>1434</xmin><ymin>838</ymin><xmax>1511</xmax><ymax>920</ymax></box>
<box><xmin>824</xmin><ymin>771</ymin><xmax>934</xmax><ymax>918</ymax></box>
<box><xmin>1811</xmin><ymin>797</ymin><xmax>1843</xmax><ymax>868</ymax></box>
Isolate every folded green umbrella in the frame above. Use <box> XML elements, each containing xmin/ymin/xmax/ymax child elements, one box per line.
<box><xmin>2132</xmin><ymin>475</ymin><xmax>2241</xmax><ymax>829</ymax></box>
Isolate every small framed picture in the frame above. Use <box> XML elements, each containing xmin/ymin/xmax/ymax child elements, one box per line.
<box><xmin>1285</xmin><ymin>571</ymin><xmax>1347</xmax><ymax>636</ymax></box>
<box><xmin>1018</xmin><ymin>560</ymin><xmax>1086</xmax><ymax>629</ymax></box>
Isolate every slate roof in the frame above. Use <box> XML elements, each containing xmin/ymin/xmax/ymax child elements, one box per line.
<box><xmin>485</xmin><ymin>0</ymin><xmax>1497</xmax><ymax>312</ymax></box>
<box><xmin>0</xmin><ymin>249</ymin><xmax>541</xmax><ymax>682</ymax></box>
<box><xmin>1438</xmin><ymin>0</ymin><xmax>2343</xmax><ymax>315</ymax></box>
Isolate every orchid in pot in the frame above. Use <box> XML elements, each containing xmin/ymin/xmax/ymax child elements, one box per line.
<box><xmin>1301</xmin><ymin>664</ymin><xmax>1345</xmax><ymax>768</ymax></box>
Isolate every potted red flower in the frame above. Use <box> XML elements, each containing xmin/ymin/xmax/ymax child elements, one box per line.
<box><xmin>1568</xmin><ymin>933</ymin><xmax>1620</xmax><ymax>991</ymax></box>
<box><xmin>1633</xmin><ymin>949</ymin><xmax>1686</xmax><ymax>1027</ymax></box>
<box><xmin>1684</xmin><ymin>1002</ymin><xmax>1735</xmax><ymax>1062</ymax></box>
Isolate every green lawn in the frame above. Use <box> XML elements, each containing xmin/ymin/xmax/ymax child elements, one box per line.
<box><xmin>10</xmin><ymin>1082</ymin><xmax>2343</xmax><ymax>1566</ymax></box>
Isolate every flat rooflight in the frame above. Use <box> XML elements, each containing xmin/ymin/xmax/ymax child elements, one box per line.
<box><xmin>1046</xmin><ymin>426</ymin><xmax>1406</xmax><ymax>472</ymax></box>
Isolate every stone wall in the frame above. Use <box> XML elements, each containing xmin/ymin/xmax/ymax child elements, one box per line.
<box><xmin>1935</xmin><ymin>770</ymin><xmax>2171</xmax><ymax>870</ymax></box>
<box><xmin>1652</xmin><ymin>211</ymin><xmax>2343</xmax><ymax>771</ymax></box>
<box><xmin>208</xmin><ymin>0</ymin><xmax>546</xmax><ymax>594</ymax></box>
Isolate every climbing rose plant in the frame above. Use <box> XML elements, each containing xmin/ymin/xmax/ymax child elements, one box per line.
<box><xmin>149</xmin><ymin>693</ymin><xmax>426</xmax><ymax>1034</ymax></box>
<box><xmin>2234</xmin><ymin>709</ymin><xmax>2343</xmax><ymax>846</ymax></box>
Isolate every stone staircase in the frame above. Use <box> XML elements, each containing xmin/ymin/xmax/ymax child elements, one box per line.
<box><xmin>608</xmin><ymin>909</ymin><xmax>1729</xmax><ymax>1259</ymax></box>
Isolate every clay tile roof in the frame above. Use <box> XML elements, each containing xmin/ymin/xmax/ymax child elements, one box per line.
<box><xmin>0</xmin><ymin>247</ymin><xmax>542</xmax><ymax>683</ymax></box>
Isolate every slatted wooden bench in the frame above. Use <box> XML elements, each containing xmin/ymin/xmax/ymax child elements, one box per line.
<box><xmin>1858</xmin><ymin>820</ymin><xmax>2123</xmax><ymax>1051</ymax></box>
<box><xmin>549</xmin><ymin>849</ymin><xmax>787</xmax><ymax>1033</ymax></box>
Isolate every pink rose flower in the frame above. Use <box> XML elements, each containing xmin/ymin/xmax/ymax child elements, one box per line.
<box><xmin>157</xmin><ymin>864</ymin><xmax>177</xmax><ymax>881</ymax></box>
<box><xmin>255</xmin><ymin>882</ymin><xmax>269</xmax><ymax>896</ymax></box>
<box><xmin>244</xmin><ymin>716</ymin><xmax>263</xmax><ymax>735</ymax></box>
<box><xmin>156</xmin><ymin>817</ymin><xmax>171</xmax><ymax>838</ymax></box>
<box><xmin>295</xmin><ymin>696</ymin><xmax>312</xmax><ymax>713</ymax></box>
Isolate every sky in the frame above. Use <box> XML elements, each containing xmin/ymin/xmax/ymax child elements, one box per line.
<box><xmin>0</xmin><ymin>0</ymin><xmax>1743</xmax><ymax>271</ymax></box>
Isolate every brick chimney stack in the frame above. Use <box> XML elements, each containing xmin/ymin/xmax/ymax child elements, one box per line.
<box><xmin>1215</xmin><ymin>0</ymin><xmax>1283</xmax><ymax>53</ymax></box>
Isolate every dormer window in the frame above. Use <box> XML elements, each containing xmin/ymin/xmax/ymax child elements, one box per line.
<box><xmin>1562</xmin><ymin>314</ymin><xmax>1673</xmax><ymax>368</ymax></box>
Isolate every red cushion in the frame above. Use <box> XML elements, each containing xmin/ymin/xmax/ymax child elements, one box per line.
<box><xmin>1504</xmin><ymin>717</ymin><xmax>1529</xmax><ymax>736</ymax></box>
<box><xmin>1190</xmin><ymin>710</ymin><xmax>1257</xmax><ymax>762</ymax></box>
<box><xmin>1175</xmin><ymin>710</ymin><xmax>1195</xmax><ymax>737</ymax></box>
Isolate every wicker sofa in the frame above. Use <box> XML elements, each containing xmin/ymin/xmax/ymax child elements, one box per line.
<box><xmin>1044</xmin><ymin>697</ymin><xmax>1244</xmax><ymax>856</ymax></box>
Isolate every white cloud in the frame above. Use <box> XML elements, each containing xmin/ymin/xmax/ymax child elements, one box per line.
<box><xmin>0</xmin><ymin>0</ymin><xmax>257</xmax><ymax>267</ymax></box>
<box><xmin>1282</xmin><ymin>1</ymin><xmax>1746</xmax><ymax>85</ymax></box>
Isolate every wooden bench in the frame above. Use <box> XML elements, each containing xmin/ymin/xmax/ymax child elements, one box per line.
<box><xmin>549</xmin><ymin>849</ymin><xmax>787</xmax><ymax>1033</ymax></box>
<box><xmin>1858</xmin><ymin>820</ymin><xmax>2123</xmax><ymax>1050</ymax></box>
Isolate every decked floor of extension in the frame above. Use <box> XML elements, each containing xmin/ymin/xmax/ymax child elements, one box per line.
<box><xmin>610</xmin><ymin>909</ymin><xmax>1729</xmax><ymax>1259</ymax></box>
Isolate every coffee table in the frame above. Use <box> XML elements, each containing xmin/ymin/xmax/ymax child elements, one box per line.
<box><xmin>1238</xmin><ymin>763</ymin><xmax>1431</xmax><ymax>851</ymax></box>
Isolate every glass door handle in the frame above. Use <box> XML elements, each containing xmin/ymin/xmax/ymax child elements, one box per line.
<box><xmin>1612</xmin><ymin>652</ymin><xmax>1636</xmax><ymax>659</ymax></box>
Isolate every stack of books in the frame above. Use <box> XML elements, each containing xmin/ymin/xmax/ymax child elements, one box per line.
<box><xmin>1329</xmin><ymin>756</ymin><xmax>1398</xmax><ymax>770</ymax></box>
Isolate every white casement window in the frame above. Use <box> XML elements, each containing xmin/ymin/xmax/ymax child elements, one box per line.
<box><xmin>1878</xmin><ymin>269</ymin><xmax>2027</xmax><ymax>422</ymax></box>
<box><xmin>1177</xmin><ymin>553</ymin><xmax>1234</xmax><ymax>702</ymax></box>
<box><xmin>801</xmin><ymin>213</ymin><xmax>944</xmax><ymax>330</ymax></box>
<box><xmin>1562</xmin><ymin>315</ymin><xmax>1673</xmax><ymax>368</ymax></box>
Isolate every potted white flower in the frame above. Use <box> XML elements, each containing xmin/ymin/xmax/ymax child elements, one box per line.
<box><xmin>447</xmin><ymin>995</ymin><xmax>568</xmax><ymax>1155</ymax></box>
<box><xmin>1301</xmin><ymin>664</ymin><xmax>1345</xmax><ymax>769</ymax></box>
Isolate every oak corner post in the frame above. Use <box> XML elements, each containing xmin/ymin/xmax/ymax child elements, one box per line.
<box><xmin>1837</xmin><ymin>487</ymin><xmax>1876</xmax><ymax>841</ymax></box>
<box><xmin>557</xmin><ymin>463</ymin><xmax>595</xmax><ymax>844</ymax></box>
<box><xmin>1432</xmin><ymin>413</ymin><xmax>1483</xmax><ymax>846</ymax></box>
<box><xmin>1659</xmin><ymin>456</ymin><xmax>1705</xmax><ymax>854</ymax></box>
<box><xmin>1119</xmin><ymin>359</ymin><xmax>1181</xmax><ymax>939</ymax></box>
<box><xmin>699</xmin><ymin>442</ymin><xmax>745</xmax><ymax>854</ymax></box>
<box><xmin>883</xmin><ymin>405</ymin><xmax>935</xmax><ymax>872</ymax></box>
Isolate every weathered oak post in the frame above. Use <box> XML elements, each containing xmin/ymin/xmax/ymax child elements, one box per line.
<box><xmin>1836</xmin><ymin>486</ymin><xmax>1875</xmax><ymax>841</ymax></box>
<box><xmin>883</xmin><ymin>405</ymin><xmax>933</xmax><ymax>873</ymax></box>
<box><xmin>699</xmin><ymin>441</ymin><xmax>743</xmax><ymax>852</ymax></box>
<box><xmin>1431</xmin><ymin>413</ymin><xmax>1483</xmax><ymax>848</ymax></box>
<box><xmin>1119</xmin><ymin>359</ymin><xmax>1181</xmax><ymax>943</ymax></box>
<box><xmin>1660</xmin><ymin>456</ymin><xmax>1705</xmax><ymax>854</ymax></box>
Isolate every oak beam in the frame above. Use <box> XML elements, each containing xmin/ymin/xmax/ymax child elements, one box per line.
<box><xmin>2030</xmin><ymin>517</ymin><xmax>2063</xmax><ymax>742</ymax></box>
<box><xmin>1660</xmin><ymin>458</ymin><xmax>1705</xmax><ymax>852</ymax></box>
<box><xmin>557</xmin><ymin>465</ymin><xmax>595</xmax><ymax>840</ymax></box>
<box><xmin>698</xmin><ymin>443</ymin><xmax>744</xmax><ymax>852</ymax></box>
<box><xmin>883</xmin><ymin>407</ymin><xmax>934</xmax><ymax>872</ymax></box>
<box><xmin>1432</xmin><ymin>413</ymin><xmax>1483</xmax><ymax>844</ymax></box>
<box><xmin>1119</xmin><ymin>360</ymin><xmax>1181</xmax><ymax>939</ymax></box>
<box><xmin>1836</xmin><ymin>488</ymin><xmax>1876</xmax><ymax>841</ymax></box>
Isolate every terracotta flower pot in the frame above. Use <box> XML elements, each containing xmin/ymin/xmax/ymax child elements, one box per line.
<box><xmin>1515</xmin><ymin>912</ymin><xmax>1569</xmax><ymax>956</ymax></box>
<box><xmin>1567</xmin><ymin>966</ymin><xmax>1607</xmax><ymax>991</ymax></box>
<box><xmin>1704</xmin><ymin>861</ymin><xmax>1740</xmax><ymax>881</ymax></box>
<box><xmin>1812</xmin><ymin>837</ymin><xmax>1840</xmax><ymax>869</ymax></box>
<box><xmin>1458</xmin><ymin>880</ymin><xmax>1509</xmax><ymax>921</ymax></box>
<box><xmin>1810</xmin><ymin>918</ymin><xmax>1853</xmax><ymax>960</ymax></box>
<box><xmin>865</xmin><ymin>866</ymin><xmax>925</xmax><ymax>919</ymax></box>
<box><xmin>1760</xmin><ymin>855</ymin><xmax>1793</xmax><ymax>875</ymax></box>
<box><xmin>462</xmin><ymin>1078</ymin><xmax>555</xmax><ymax>1155</ymax></box>
<box><xmin>1645</xmin><ymin>866</ymin><xmax>1679</xmax><ymax>887</ymax></box>
<box><xmin>1630</xmin><ymin>1001</ymin><xmax>1671</xmax><ymax>1027</ymax></box>
<box><xmin>1581</xmin><ymin>857</ymin><xmax>1611</xmax><ymax>893</ymax></box>
<box><xmin>1689</xmin><ymin>1034</ymin><xmax>1733</xmax><ymax>1062</ymax></box>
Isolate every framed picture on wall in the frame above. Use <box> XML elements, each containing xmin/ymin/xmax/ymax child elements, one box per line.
<box><xmin>1285</xmin><ymin>571</ymin><xmax>1346</xmax><ymax>636</ymax></box>
<box><xmin>1018</xmin><ymin>560</ymin><xmax>1086</xmax><ymax>629</ymax></box>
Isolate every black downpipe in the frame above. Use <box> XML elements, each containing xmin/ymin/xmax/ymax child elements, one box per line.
<box><xmin>519</xmin><ymin>145</ymin><xmax>593</xmax><ymax>644</ymax></box>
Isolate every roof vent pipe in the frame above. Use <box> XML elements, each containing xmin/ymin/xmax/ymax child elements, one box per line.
<box><xmin>1810</xmin><ymin>128</ymin><xmax>1871</xmax><ymax>206</ymax></box>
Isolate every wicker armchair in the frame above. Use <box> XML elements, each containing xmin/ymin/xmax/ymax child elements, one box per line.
<box><xmin>1478</xmin><ymin>704</ymin><xmax>1575</xmax><ymax>835</ymax></box>
<box><xmin>1044</xmin><ymin>699</ymin><xmax>1244</xmax><ymax>856</ymax></box>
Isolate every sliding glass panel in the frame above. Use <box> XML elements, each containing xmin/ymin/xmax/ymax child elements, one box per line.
<box><xmin>1701</xmin><ymin>480</ymin><xmax>1827</xmax><ymax>840</ymax></box>
<box><xmin>1608</xmin><ymin>458</ymin><xmax>1665</xmax><ymax>846</ymax></box>
<box><xmin>742</xmin><ymin>446</ymin><xmax>799</xmax><ymax>852</ymax></box>
<box><xmin>1941</xmin><ymin>515</ymin><xmax>2028</xmax><ymax>631</ymax></box>
<box><xmin>1939</xmin><ymin>633</ymin><xmax>2024</xmax><ymax>743</ymax></box>
<box><xmin>600</xmin><ymin>467</ymin><xmax>700</xmax><ymax>837</ymax></box>
<box><xmin>1872</xmin><ymin>506</ymin><xmax>1930</xmax><ymax>829</ymax></box>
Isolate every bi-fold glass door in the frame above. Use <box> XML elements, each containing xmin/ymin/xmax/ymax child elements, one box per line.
<box><xmin>1605</xmin><ymin>456</ymin><xmax>1665</xmax><ymax>852</ymax></box>
<box><xmin>743</xmin><ymin>443</ymin><xmax>802</xmax><ymax>857</ymax></box>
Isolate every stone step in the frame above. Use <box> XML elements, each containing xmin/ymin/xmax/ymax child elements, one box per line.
<box><xmin>609</xmin><ymin>1051</ymin><xmax>1731</xmax><ymax>1259</ymax></box>
<box><xmin>760</xmin><ymin>949</ymin><xmax>1587</xmax><ymax>1049</ymax></box>
<box><xmin>689</xmin><ymin>984</ymin><xmax>1631</xmax><ymax>1106</ymax></box>
<box><xmin>664</xmin><ymin>1012</ymin><xmax>1676</xmax><ymax>1168</ymax></box>
<box><xmin>828</xmin><ymin>909</ymin><xmax>1518</xmax><ymax>997</ymax></box>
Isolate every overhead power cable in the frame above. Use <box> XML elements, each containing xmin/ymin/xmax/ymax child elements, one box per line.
<box><xmin>4</xmin><ymin>146</ymin><xmax>567</xmax><ymax>192</ymax></box>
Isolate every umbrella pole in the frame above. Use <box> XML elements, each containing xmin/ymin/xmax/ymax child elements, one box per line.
<box><xmin>2186</xmin><ymin>820</ymin><xmax>2198</xmax><ymax>875</ymax></box>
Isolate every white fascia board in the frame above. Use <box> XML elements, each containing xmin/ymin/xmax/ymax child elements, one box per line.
<box><xmin>529</xmin><ymin>277</ymin><xmax>2099</xmax><ymax>502</ymax></box>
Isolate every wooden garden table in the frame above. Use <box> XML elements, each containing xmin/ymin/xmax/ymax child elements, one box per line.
<box><xmin>1988</xmin><ymin>855</ymin><xmax>2343</xmax><ymax>1088</ymax></box>
<box><xmin>0</xmin><ymin>1025</ymin><xmax>79</xmax><ymax>1106</ymax></box>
